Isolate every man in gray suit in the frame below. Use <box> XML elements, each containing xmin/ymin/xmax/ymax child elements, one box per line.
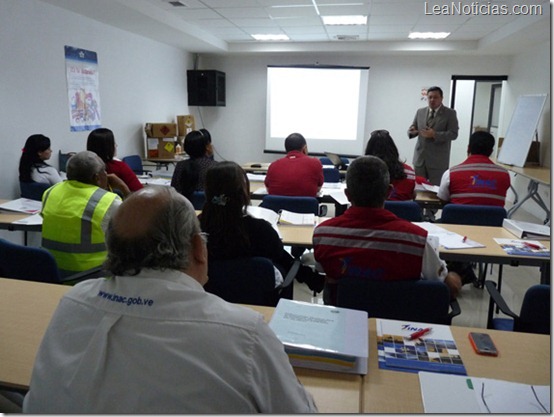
<box><xmin>408</xmin><ymin>86</ymin><xmax>459</xmax><ymax>185</ymax></box>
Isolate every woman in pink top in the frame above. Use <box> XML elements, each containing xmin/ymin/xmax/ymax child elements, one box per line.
<box><xmin>87</xmin><ymin>128</ymin><xmax>143</xmax><ymax>192</ymax></box>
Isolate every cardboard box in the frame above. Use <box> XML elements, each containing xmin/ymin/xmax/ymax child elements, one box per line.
<box><xmin>177</xmin><ymin>115</ymin><xmax>195</xmax><ymax>137</ymax></box>
<box><xmin>146</xmin><ymin>138</ymin><xmax>175</xmax><ymax>158</ymax></box>
<box><xmin>144</xmin><ymin>123</ymin><xmax>177</xmax><ymax>138</ymax></box>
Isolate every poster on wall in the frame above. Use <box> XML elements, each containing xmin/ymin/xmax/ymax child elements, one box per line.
<box><xmin>65</xmin><ymin>45</ymin><xmax>101</xmax><ymax>131</ymax></box>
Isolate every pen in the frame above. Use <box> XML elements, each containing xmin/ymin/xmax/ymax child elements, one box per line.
<box><xmin>408</xmin><ymin>327</ymin><xmax>432</xmax><ymax>340</ymax></box>
<box><xmin>462</xmin><ymin>236</ymin><xmax>467</xmax><ymax>243</ymax></box>
<box><xmin>523</xmin><ymin>241</ymin><xmax>542</xmax><ymax>250</ymax></box>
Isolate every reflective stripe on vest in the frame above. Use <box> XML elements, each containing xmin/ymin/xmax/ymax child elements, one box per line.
<box><xmin>42</xmin><ymin>188</ymin><xmax>108</xmax><ymax>253</ymax></box>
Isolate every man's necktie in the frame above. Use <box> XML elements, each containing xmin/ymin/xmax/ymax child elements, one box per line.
<box><xmin>427</xmin><ymin>109</ymin><xmax>435</xmax><ymax>125</ymax></box>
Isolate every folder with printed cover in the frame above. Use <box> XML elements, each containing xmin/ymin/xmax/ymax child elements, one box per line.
<box><xmin>269</xmin><ymin>299</ymin><xmax>368</xmax><ymax>374</ymax></box>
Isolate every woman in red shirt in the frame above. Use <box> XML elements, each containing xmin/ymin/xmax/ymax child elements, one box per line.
<box><xmin>87</xmin><ymin>128</ymin><xmax>143</xmax><ymax>193</ymax></box>
<box><xmin>365</xmin><ymin>130</ymin><xmax>424</xmax><ymax>201</ymax></box>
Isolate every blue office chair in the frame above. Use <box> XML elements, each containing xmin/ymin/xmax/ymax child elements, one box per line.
<box><xmin>122</xmin><ymin>155</ymin><xmax>151</xmax><ymax>175</ymax></box>
<box><xmin>20</xmin><ymin>181</ymin><xmax>50</xmax><ymax>201</ymax></box>
<box><xmin>58</xmin><ymin>150</ymin><xmax>76</xmax><ymax>173</ymax></box>
<box><xmin>0</xmin><ymin>238</ymin><xmax>103</xmax><ymax>285</ymax></box>
<box><xmin>190</xmin><ymin>191</ymin><xmax>206</xmax><ymax>210</ymax></box>
<box><xmin>439</xmin><ymin>204</ymin><xmax>507</xmax><ymax>290</ymax></box>
<box><xmin>323</xmin><ymin>167</ymin><xmax>341</xmax><ymax>183</ymax></box>
<box><xmin>485</xmin><ymin>280</ymin><xmax>550</xmax><ymax>334</ymax></box>
<box><xmin>319</xmin><ymin>156</ymin><xmax>349</xmax><ymax>168</ymax></box>
<box><xmin>335</xmin><ymin>277</ymin><xmax>461</xmax><ymax>325</ymax></box>
<box><xmin>205</xmin><ymin>257</ymin><xmax>283</xmax><ymax>306</ymax></box>
<box><xmin>260</xmin><ymin>195</ymin><xmax>320</xmax><ymax>216</ymax></box>
<box><xmin>384</xmin><ymin>201</ymin><xmax>423</xmax><ymax>222</ymax></box>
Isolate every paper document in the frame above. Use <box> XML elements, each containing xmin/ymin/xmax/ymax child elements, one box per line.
<box><xmin>252</xmin><ymin>186</ymin><xmax>268</xmax><ymax>195</ymax></box>
<box><xmin>419</xmin><ymin>371</ymin><xmax>550</xmax><ymax>413</ymax></box>
<box><xmin>0</xmin><ymin>198</ymin><xmax>42</xmax><ymax>214</ymax></box>
<box><xmin>279</xmin><ymin>210</ymin><xmax>315</xmax><ymax>226</ymax></box>
<box><xmin>502</xmin><ymin>218</ymin><xmax>550</xmax><ymax>240</ymax></box>
<box><xmin>422</xmin><ymin>183</ymin><xmax>439</xmax><ymax>193</ymax></box>
<box><xmin>246</xmin><ymin>173</ymin><xmax>266</xmax><ymax>182</ymax></box>
<box><xmin>140</xmin><ymin>178</ymin><xmax>171</xmax><ymax>186</ymax></box>
<box><xmin>376</xmin><ymin>319</ymin><xmax>466</xmax><ymax>375</ymax></box>
<box><xmin>414</xmin><ymin>222</ymin><xmax>485</xmax><ymax>249</ymax></box>
<box><xmin>494</xmin><ymin>238</ymin><xmax>550</xmax><ymax>257</ymax></box>
<box><xmin>246</xmin><ymin>205</ymin><xmax>282</xmax><ymax>238</ymax></box>
<box><xmin>11</xmin><ymin>213</ymin><xmax>43</xmax><ymax>225</ymax></box>
<box><xmin>269</xmin><ymin>299</ymin><xmax>368</xmax><ymax>374</ymax></box>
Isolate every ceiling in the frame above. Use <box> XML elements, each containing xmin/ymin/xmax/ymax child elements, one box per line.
<box><xmin>39</xmin><ymin>0</ymin><xmax>551</xmax><ymax>55</ymax></box>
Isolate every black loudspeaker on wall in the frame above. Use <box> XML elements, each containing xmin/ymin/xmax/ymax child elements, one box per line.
<box><xmin>187</xmin><ymin>70</ymin><xmax>226</xmax><ymax>106</ymax></box>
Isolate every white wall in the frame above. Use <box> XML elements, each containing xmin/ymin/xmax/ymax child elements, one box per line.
<box><xmin>0</xmin><ymin>0</ymin><xmax>192</xmax><ymax>201</ymax></box>
<box><xmin>197</xmin><ymin>53</ymin><xmax>513</xmax><ymax>166</ymax></box>
<box><xmin>1</xmin><ymin>0</ymin><xmax>550</xmax><ymax>226</ymax></box>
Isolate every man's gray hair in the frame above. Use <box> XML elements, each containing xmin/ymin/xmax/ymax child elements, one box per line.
<box><xmin>104</xmin><ymin>186</ymin><xmax>200</xmax><ymax>275</ymax></box>
<box><xmin>346</xmin><ymin>156</ymin><xmax>390</xmax><ymax>207</ymax></box>
<box><xmin>67</xmin><ymin>150</ymin><xmax>105</xmax><ymax>184</ymax></box>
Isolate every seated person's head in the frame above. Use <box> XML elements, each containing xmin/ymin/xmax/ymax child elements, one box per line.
<box><xmin>104</xmin><ymin>186</ymin><xmax>206</xmax><ymax>283</ymax></box>
<box><xmin>284</xmin><ymin>133</ymin><xmax>307</xmax><ymax>153</ymax></box>
<box><xmin>468</xmin><ymin>131</ymin><xmax>495</xmax><ymax>156</ymax></box>
<box><xmin>23</xmin><ymin>134</ymin><xmax>52</xmax><ymax>162</ymax></box>
<box><xmin>204</xmin><ymin>161</ymin><xmax>250</xmax><ymax>213</ymax></box>
<box><xmin>184</xmin><ymin>130</ymin><xmax>212</xmax><ymax>159</ymax></box>
<box><xmin>67</xmin><ymin>150</ymin><xmax>108</xmax><ymax>188</ymax></box>
<box><xmin>364</xmin><ymin>129</ymin><xmax>400</xmax><ymax>160</ymax></box>
<box><xmin>87</xmin><ymin>128</ymin><xmax>115</xmax><ymax>162</ymax></box>
<box><xmin>345</xmin><ymin>156</ymin><xmax>390</xmax><ymax>208</ymax></box>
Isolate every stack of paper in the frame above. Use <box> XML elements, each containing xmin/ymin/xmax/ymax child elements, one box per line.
<box><xmin>278</xmin><ymin>210</ymin><xmax>315</xmax><ymax>226</ymax></box>
<box><xmin>502</xmin><ymin>218</ymin><xmax>550</xmax><ymax>241</ymax></box>
<box><xmin>419</xmin><ymin>372</ymin><xmax>550</xmax><ymax>413</ymax></box>
<box><xmin>0</xmin><ymin>198</ymin><xmax>42</xmax><ymax>214</ymax></box>
<box><xmin>269</xmin><ymin>299</ymin><xmax>368</xmax><ymax>374</ymax></box>
<box><xmin>376</xmin><ymin>319</ymin><xmax>466</xmax><ymax>375</ymax></box>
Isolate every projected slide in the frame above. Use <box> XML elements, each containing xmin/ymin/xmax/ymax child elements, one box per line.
<box><xmin>266</xmin><ymin>65</ymin><xmax>369</xmax><ymax>155</ymax></box>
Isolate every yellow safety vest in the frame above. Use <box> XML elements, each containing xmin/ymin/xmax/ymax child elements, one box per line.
<box><xmin>42</xmin><ymin>181</ymin><xmax>118</xmax><ymax>276</ymax></box>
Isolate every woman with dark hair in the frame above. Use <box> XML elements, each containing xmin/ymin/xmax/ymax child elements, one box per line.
<box><xmin>199</xmin><ymin>162</ymin><xmax>292</xmax><ymax>290</ymax></box>
<box><xmin>365</xmin><ymin>130</ymin><xmax>419</xmax><ymax>201</ymax></box>
<box><xmin>87</xmin><ymin>127</ymin><xmax>143</xmax><ymax>192</ymax></box>
<box><xmin>19</xmin><ymin>134</ymin><xmax>63</xmax><ymax>185</ymax></box>
<box><xmin>171</xmin><ymin>129</ymin><xmax>217</xmax><ymax>199</ymax></box>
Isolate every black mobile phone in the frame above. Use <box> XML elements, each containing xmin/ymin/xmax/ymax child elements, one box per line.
<box><xmin>468</xmin><ymin>332</ymin><xmax>498</xmax><ymax>356</ymax></box>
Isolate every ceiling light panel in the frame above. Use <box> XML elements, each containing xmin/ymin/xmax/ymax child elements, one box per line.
<box><xmin>322</xmin><ymin>15</ymin><xmax>367</xmax><ymax>25</ymax></box>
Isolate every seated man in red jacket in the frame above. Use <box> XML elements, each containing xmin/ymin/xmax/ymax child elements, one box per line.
<box><xmin>313</xmin><ymin>155</ymin><xmax>462</xmax><ymax>305</ymax></box>
<box><xmin>437</xmin><ymin>131</ymin><xmax>510</xmax><ymax>206</ymax></box>
<box><xmin>264</xmin><ymin>133</ymin><xmax>324</xmax><ymax>197</ymax></box>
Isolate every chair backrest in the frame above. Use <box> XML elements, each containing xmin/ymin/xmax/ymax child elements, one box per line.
<box><xmin>319</xmin><ymin>157</ymin><xmax>333</xmax><ymax>166</ymax></box>
<box><xmin>0</xmin><ymin>239</ymin><xmax>62</xmax><ymax>283</ymax></box>
<box><xmin>205</xmin><ymin>257</ymin><xmax>277</xmax><ymax>306</ymax></box>
<box><xmin>336</xmin><ymin>277</ymin><xmax>457</xmax><ymax>325</ymax></box>
<box><xmin>20</xmin><ymin>181</ymin><xmax>50</xmax><ymax>201</ymax></box>
<box><xmin>517</xmin><ymin>284</ymin><xmax>550</xmax><ymax>334</ymax></box>
<box><xmin>440</xmin><ymin>204</ymin><xmax>507</xmax><ymax>226</ymax></box>
<box><xmin>323</xmin><ymin>167</ymin><xmax>341</xmax><ymax>183</ymax></box>
<box><xmin>190</xmin><ymin>191</ymin><xmax>206</xmax><ymax>210</ymax></box>
<box><xmin>384</xmin><ymin>201</ymin><xmax>423</xmax><ymax>222</ymax></box>
<box><xmin>122</xmin><ymin>155</ymin><xmax>145</xmax><ymax>174</ymax></box>
<box><xmin>58</xmin><ymin>150</ymin><xmax>76</xmax><ymax>173</ymax></box>
<box><xmin>260</xmin><ymin>195</ymin><xmax>319</xmax><ymax>215</ymax></box>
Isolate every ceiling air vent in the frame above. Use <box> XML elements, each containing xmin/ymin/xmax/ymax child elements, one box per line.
<box><xmin>335</xmin><ymin>35</ymin><xmax>359</xmax><ymax>41</ymax></box>
<box><xmin>168</xmin><ymin>1</ymin><xmax>186</xmax><ymax>7</ymax></box>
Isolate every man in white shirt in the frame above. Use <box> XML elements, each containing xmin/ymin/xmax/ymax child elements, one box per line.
<box><xmin>24</xmin><ymin>186</ymin><xmax>317</xmax><ymax>414</ymax></box>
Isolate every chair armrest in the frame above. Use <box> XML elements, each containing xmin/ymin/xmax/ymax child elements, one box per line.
<box><xmin>281</xmin><ymin>259</ymin><xmax>300</xmax><ymax>289</ymax></box>
<box><xmin>61</xmin><ymin>266</ymin><xmax>105</xmax><ymax>285</ymax></box>
<box><xmin>448</xmin><ymin>299</ymin><xmax>461</xmax><ymax>319</ymax></box>
<box><xmin>485</xmin><ymin>280</ymin><xmax>518</xmax><ymax>328</ymax></box>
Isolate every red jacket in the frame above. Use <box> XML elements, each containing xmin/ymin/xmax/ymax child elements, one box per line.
<box><xmin>389</xmin><ymin>163</ymin><xmax>416</xmax><ymax>201</ymax></box>
<box><xmin>313</xmin><ymin>207</ymin><xmax>427</xmax><ymax>282</ymax></box>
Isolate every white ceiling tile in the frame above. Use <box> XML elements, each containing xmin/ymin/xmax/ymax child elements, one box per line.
<box><xmin>267</xmin><ymin>5</ymin><xmax>319</xmax><ymax>18</ymax></box>
<box><xmin>201</xmin><ymin>0</ymin><xmax>260</xmax><ymax>7</ymax></box>
<box><xmin>215</xmin><ymin>7</ymin><xmax>270</xmax><ymax>19</ymax></box>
